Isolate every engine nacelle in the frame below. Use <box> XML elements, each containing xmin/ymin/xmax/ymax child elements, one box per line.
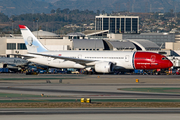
<box><xmin>0</xmin><ymin>63</ymin><xmax>7</xmax><ymax>68</ymax></box>
<box><xmin>95</xmin><ymin>62</ymin><xmax>113</xmax><ymax>73</ymax></box>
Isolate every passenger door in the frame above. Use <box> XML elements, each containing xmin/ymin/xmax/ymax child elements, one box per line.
<box><xmin>78</xmin><ymin>54</ymin><xmax>82</xmax><ymax>59</ymax></box>
<box><xmin>125</xmin><ymin>55</ymin><xmax>129</xmax><ymax>62</ymax></box>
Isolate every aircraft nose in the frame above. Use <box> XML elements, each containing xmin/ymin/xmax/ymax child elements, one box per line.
<box><xmin>168</xmin><ymin>61</ymin><xmax>173</xmax><ymax>68</ymax></box>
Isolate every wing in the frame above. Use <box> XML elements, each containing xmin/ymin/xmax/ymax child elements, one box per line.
<box><xmin>29</xmin><ymin>52</ymin><xmax>96</xmax><ymax>66</ymax></box>
<box><xmin>7</xmin><ymin>54</ymin><xmax>35</xmax><ymax>59</ymax></box>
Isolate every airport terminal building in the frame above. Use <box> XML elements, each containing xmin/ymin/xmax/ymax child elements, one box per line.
<box><xmin>0</xmin><ymin>27</ymin><xmax>178</xmax><ymax>57</ymax></box>
<box><xmin>122</xmin><ymin>33</ymin><xmax>176</xmax><ymax>49</ymax></box>
<box><xmin>94</xmin><ymin>15</ymin><xmax>179</xmax><ymax>51</ymax></box>
<box><xmin>95</xmin><ymin>15</ymin><xmax>139</xmax><ymax>34</ymax></box>
<box><xmin>0</xmin><ymin>31</ymin><xmax>161</xmax><ymax>56</ymax></box>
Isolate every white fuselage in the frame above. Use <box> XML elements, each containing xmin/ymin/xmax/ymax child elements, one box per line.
<box><xmin>28</xmin><ymin>51</ymin><xmax>135</xmax><ymax>70</ymax></box>
<box><xmin>19</xmin><ymin>25</ymin><xmax>173</xmax><ymax>72</ymax></box>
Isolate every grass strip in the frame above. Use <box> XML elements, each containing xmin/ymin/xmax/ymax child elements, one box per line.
<box><xmin>1</xmin><ymin>102</ymin><xmax>180</xmax><ymax>108</ymax></box>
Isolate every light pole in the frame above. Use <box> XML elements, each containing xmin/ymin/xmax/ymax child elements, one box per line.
<box><xmin>33</xmin><ymin>19</ymin><xmax>35</xmax><ymax>31</ymax></box>
<box><xmin>82</xmin><ymin>19</ymin><xmax>86</xmax><ymax>32</ymax></box>
<box><xmin>11</xmin><ymin>20</ymin><xmax>14</xmax><ymax>34</ymax></box>
<box><xmin>36</xmin><ymin>18</ymin><xmax>39</xmax><ymax>38</ymax></box>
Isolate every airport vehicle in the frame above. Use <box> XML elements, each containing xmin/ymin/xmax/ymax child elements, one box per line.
<box><xmin>134</xmin><ymin>69</ymin><xmax>144</xmax><ymax>75</ymax></box>
<box><xmin>19</xmin><ymin>25</ymin><xmax>173</xmax><ymax>73</ymax></box>
<box><xmin>176</xmin><ymin>68</ymin><xmax>180</xmax><ymax>75</ymax></box>
<box><xmin>0</xmin><ymin>68</ymin><xmax>9</xmax><ymax>73</ymax></box>
<box><xmin>71</xmin><ymin>70</ymin><xmax>80</xmax><ymax>74</ymax></box>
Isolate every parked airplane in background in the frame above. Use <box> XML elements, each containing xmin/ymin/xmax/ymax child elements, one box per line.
<box><xmin>0</xmin><ymin>57</ymin><xmax>29</xmax><ymax>71</ymax></box>
<box><xmin>19</xmin><ymin>25</ymin><xmax>173</xmax><ymax>73</ymax></box>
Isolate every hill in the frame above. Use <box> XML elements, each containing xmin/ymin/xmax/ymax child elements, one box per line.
<box><xmin>0</xmin><ymin>0</ymin><xmax>53</xmax><ymax>16</ymax></box>
<box><xmin>1</xmin><ymin>0</ymin><xmax>180</xmax><ymax>16</ymax></box>
<box><xmin>52</xmin><ymin>0</ymin><xmax>180</xmax><ymax>13</ymax></box>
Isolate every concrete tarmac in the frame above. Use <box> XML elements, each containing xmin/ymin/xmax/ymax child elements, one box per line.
<box><xmin>1</xmin><ymin>114</ymin><xmax>180</xmax><ymax>120</ymax></box>
<box><xmin>0</xmin><ymin>108</ymin><xmax>180</xmax><ymax>120</ymax></box>
<box><xmin>1</xmin><ymin>74</ymin><xmax>180</xmax><ymax>84</ymax></box>
<box><xmin>0</xmin><ymin>86</ymin><xmax>180</xmax><ymax>99</ymax></box>
<box><xmin>0</xmin><ymin>74</ymin><xmax>180</xmax><ymax>99</ymax></box>
<box><xmin>1</xmin><ymin>73</ymin><xmax>180</xmax><ymax>119</ymax></box>
<box><xmin>1</xmin><ymin>108</ymin><xmax>180</xmax><ymax>114</ymax></box>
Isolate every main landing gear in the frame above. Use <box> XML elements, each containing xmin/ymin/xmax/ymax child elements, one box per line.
<box><xmin>84</xmin><ymin>70</ymin><xmax>93</xmax><ymax>75</ymax></box>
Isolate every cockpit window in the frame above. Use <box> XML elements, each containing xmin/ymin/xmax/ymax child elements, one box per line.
<box><xmin>162</xmin><ymin>57</ymin><xmax>168</xmax><ymax>60</ymax></box>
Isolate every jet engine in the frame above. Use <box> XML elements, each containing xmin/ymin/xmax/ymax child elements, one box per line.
<box><xmin>0</xmin><ymin>63</ymin><xmax>7</xmax><ymax>68</ymax></box>
<box><xmin>95</xmin><ymin>62</ymin><xmax>114</xmax><ymax>73</ymax></box>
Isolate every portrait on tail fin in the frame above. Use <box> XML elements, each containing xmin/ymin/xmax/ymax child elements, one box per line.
<box><xmin>26</xmin><ymin>36</ymin><xmax>38</xmax><ymax>53</ymax></box>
